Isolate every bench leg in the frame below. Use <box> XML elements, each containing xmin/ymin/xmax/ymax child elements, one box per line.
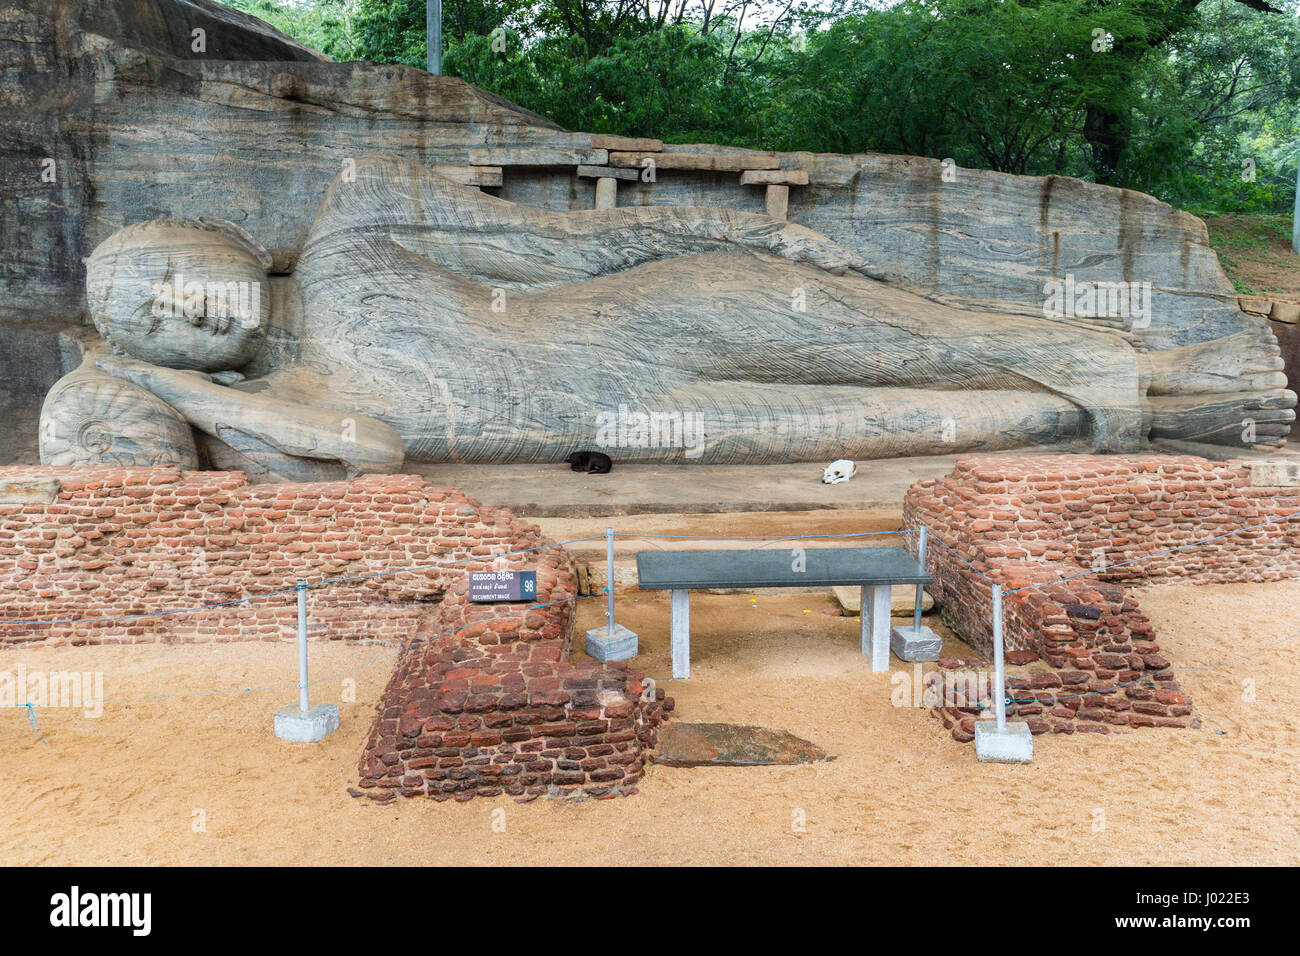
<box><xmin>861</xmin><ymin>585</ymin><xmax>891</xmax><ymax>672</ymax></box>
<box><xmin>670</xmin><ymin>589</ymin><xmax>690</xmax><ymax>680</ymax></box>
<box><xmin>859</xmin><ymin>585</ymin><xmax>871</xmax><ymax>656</ymax></box>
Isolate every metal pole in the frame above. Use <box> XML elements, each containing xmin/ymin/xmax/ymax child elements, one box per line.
<box><xmin>992</xmin><ymin>583</ymin><xmax>1006</xmax><ymax>731</ymax></box>
<box><xmin>913</xmin><ymin>526</ymin><xmax>928</xmax><ymax>632</ymax></box>
<box><xmin>1293</xmin><ymin>150</ymin><xmax>1299</xmax><ymax>255</ymax></box>
<box><xmin>605</xmin><ymin>527</ymin><xmax>616</xmax><ymax>636</ymax></box>
<box><xmin>427</xmin><ymin>0</ymin><xmax>442</xmax><ymax>75</ymax></box>
<box><xmin>296</xmin><ymin>579</ymin><xmax>309</xmax><ymax>713</ymax></box>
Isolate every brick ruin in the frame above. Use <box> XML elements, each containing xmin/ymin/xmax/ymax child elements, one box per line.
<box><xmin>903</xmin><ymin>455</ymin><xmax>1300</xmax><ymax>741</ymax></box>
<box><xmin>0</xmin><ymin>466</ymin><xmax>669</xmax><ymax>801</ymax></box>
<box><xmin>7</xmin><ymin>453</ymin><xmax>1290</xmax><ymax>783</ymax></box>
<box><xmin>355</xmin><ymin>616</ymin><xmax>670</xmax><ymax>803</ymax></box>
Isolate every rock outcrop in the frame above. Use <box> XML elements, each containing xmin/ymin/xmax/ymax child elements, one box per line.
<box><xmin>2</xmin><ymin>0</ymin><xmax>1292</xmax><ymax>466</ymax></box>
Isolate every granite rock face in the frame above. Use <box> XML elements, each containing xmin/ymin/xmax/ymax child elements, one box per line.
<box><xmin>2</xmin><ymin>0</ymin><xmax>1292</xmax><ymax>467</ymax></box>
<box><xmin>62</xmin><ymin>155</ymin><xmax>1143</xmax><ymax>468</ymax></box>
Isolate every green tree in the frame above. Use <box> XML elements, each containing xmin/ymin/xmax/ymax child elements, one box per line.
<box><xmin>215</xmin><ymin>0</ymin><xmax>1298</xmax><ymax>212</ymax></box>
<box><xmin>1126</xmin><ymin>0</ymin><xmax>1300</xmax><ymax>211</ymax></box>
<box><xmin>224</xmin><ymin>0</ymin><xmax>361</xmax><ymax>60</ymax></box>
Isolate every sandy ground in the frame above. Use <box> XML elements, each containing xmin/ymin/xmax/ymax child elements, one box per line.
<box><xmin>1</xmin><ymin>581</ymin><xmax>1297</xmax><ymax>866</ymax></box>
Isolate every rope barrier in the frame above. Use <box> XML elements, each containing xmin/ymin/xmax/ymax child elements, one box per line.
<box><xmin>612</xmin><ymin>530</ymin><xmax>910</xmax><ymax>540</ymax></box>
<box><xmin>79</xmin><ymin>593</ymin><xmax>589</xmax><ymax>708</ymax></box>
<box><xmin>24</xmin><ymin>702</ymin><xmax>47</xmax><ymax>744</ymax></box>
<box><xmin>1005</xmin><ymin>627</ymin><xmax>1300</xmax><ymax>706</ymax></box>
<box><xmin>1001</xmin><ymin>510</ymin><xmax>1300</xmax><ymax>595</ymax></box>
<box><xmin>10</xmin><ymin>593</ymin><xmax>595</xmax><ymax>743</ymax></box>
<box><xmin>922</xmin><ymin>525</ymin><xmax>994</xmax><ymax>582</ymax></box>
<box><xmin>0</xmin><ymin>534</ymin><xmax>607</xmax><ymax>628</ymax></box>
<box><xmin>5</xmin><ymin>514</ymin><xmax>1298</xmax><ymax>741</ymax></box>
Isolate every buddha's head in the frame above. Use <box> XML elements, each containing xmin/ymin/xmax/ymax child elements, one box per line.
<box><xmin>85</xmin><ymin>218</ymin><xmax>270</xmax><ymax>371</ymax></box>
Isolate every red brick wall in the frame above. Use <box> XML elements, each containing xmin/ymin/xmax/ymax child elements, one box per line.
<box><xmin>355</xmin><ymin>537</ymin><xmax>673</xmax><ymax>803</ymax></box>
<box><xmin>0</xmin><ymin>466</ymin><xmax>546</xmax><ymax>646</ymax></box>
<box><xmin>903</xmin><ymin>455</ymin><xmax>1300</xmax><ymax>740</ymax></box>
<box><xmin>0</xmin><ymin>466</ymin><xmax>670</xmax><ymax>800</ymax></box>
<box><xmin>355</xmin><ymin>619</ymin><xmax>671</xmax><ymax>803</ymax></box>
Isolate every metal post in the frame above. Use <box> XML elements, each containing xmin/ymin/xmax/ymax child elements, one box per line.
<box><xmin>605</xmin><ymin>527</ymin><xmax>615</xmax><ymax>636</ymax></box>
<box><xmin>991</xmin><ymin>583</ymin><xmax>1006</xmax><ymax>731</ymax></box>
<box><xmin>427</xmin><ymin>0</ymin><xmax>442</xmax><ymax>75</ymax></box>
<box><xmin>296</xmin><ymin>579</ymin><xmax>309</xmax><ymax>713</ymax></box>
<box><xmin>1293</xmin><ymin>151</ymin><xmax>1299</xmax><ymax>254</ymax></box>
<box><xmin>913</xmin><ymin>526</ymin><xmax>928</xmax><ymax>633</ymax></box>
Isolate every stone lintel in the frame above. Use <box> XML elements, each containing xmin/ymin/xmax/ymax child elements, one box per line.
<box><xmin>432</xmin><ymin>164</ymin><xmax>503</xmax><ymax>187</ymax></box>
<box><xmin>738</xmin><ymin>169</ymin><xmax>809</xmax><ymax>186</ymax></box>
<box><xmin>1269</xmin><ymin>300</ymin><xmax>1299</xmax><ymax>324</ymax></box>
<box><xmin>591</xmin><ymin>134</ymin><xmax>663</xmax><ymax>152</ymax></box>
<box><xmin>468</xmin><ymin>147</ymin><xmax>608</xmax><ymax>167</ymax></box>
<box><xmin>608</xmin><ymin>151</ymin><xmax>780</xmax><ymax>171</ymax></box>
<box><xmin>0</xmin><ymin>477</ymin><xmax>61</xmax><ymax>505</ymax></box>
<box><xmin>576</xmin><ymin>164</ymin><xmax>641</xmax><ymax>181</ymax></box>
<box><xmin>1247</xmin><ymin>460</ymin><xmax>1300</xmax><ymax>487</ymax></box>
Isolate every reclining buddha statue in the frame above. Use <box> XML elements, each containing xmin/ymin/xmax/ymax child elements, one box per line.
<box><xmin>39</xmin><ymin>153</ymin><xmax>1294</xmax><ymax>479</ymax></box>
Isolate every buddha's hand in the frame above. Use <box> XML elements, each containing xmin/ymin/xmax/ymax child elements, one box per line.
<box><xmin>96</xmin><ymin>355</ymin><xmax>406</xmax><ymax>476</ymax></box>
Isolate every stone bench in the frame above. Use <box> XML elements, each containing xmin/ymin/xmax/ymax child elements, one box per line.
<box><xmin>635</xmin><ymin>546</ymin><xmax>930</xmax><ymax>678</ymax></box>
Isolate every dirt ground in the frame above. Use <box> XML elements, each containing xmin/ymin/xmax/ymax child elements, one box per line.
<box><xmin>1205</xmin><ymin>214</ymin><xmax>1300</xmax><ymax>300</ymax></box>
<box><xmin>1</xmin><ymin>581</ymin><xmax>1297</xmax><ymax>866</ymax></box>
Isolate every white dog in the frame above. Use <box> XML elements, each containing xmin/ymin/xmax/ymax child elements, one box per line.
<box><xmin>822</xmin><ymin>459</ymin><xmax>857</xmax><ymax>484</ymax></box>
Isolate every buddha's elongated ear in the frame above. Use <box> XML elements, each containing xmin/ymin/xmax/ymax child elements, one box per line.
<box><xmin>196</xmin><ymin>218</ymin><xmax>273</xmax><ymax>272</ymax></box>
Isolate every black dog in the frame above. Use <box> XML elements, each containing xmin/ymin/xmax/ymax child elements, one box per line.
<box><xmin>566</xmin><ymin>451</ymin><xmax>613</xmax><ymax>474</ymax></box>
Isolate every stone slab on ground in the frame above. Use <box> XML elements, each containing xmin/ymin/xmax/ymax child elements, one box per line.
<box><xmin>1247</xmin><ymin>460</ymin><xmax>1300</xmax><ymax>486</ymax></box>
<box><xmin>0</xmin><ymin>476</ymin><xmax>60</xmax><ymax>504</ymax></box>
<box><xmin>654</xmin><ymin>722</ymin><xmax>833</xmax><ymax>767</ymax></box>
<box><xmin>834</xmin><ymin>584</ymin><xmax>933</xmax><ymax>615</ymax></box>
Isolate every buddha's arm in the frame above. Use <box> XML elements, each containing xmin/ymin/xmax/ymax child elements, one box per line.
<box><xmin>96</xmin><ymin>356</ymin><xmax>405</xmax><ymax>476</ymax></box>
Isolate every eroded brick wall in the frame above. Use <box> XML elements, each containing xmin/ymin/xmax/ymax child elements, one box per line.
<box><xmin>903</xmin><ymin>455</ymin><xmax>1300</xmax><ymax>740</ymax></box>
<box><xmin>0</xmin><ymin>467</ymin><xmax>543</xmax><ymax>646</ymax></box>
<box><xmin>354</xmin><ymin>625</ymin><xmax>671</xmax><ymax>803</ymax></box>
<box><xmin>354</xmin><ymin>542</ymin><xmax>673</xmax><ymax>803</ymax></box>
<box><xmin>0</xmin><ymin>466</ymin><xmax>670</xmax><ymax>800</ymax></box>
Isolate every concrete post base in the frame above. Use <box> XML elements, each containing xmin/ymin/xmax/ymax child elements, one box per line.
<box><xmin>585</xmin><ymin>622</ymin><xmax>638</xmax><ymax>662</ymax></box>
<box><xmin>974</xmin><ymin>720</ymin><xmax>1033</xmax><ymax>763</ymax></box>
<box><xmin>274</xmin><ymin>703</ymin><xmax>339</xmax><ymax>742</ymax></box>
<box><xmin>890</xmin><ymin>624</ymin><xmax>942</xmax><ymax>662</ymax></box>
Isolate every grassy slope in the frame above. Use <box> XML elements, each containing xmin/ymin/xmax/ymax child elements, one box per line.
<box><xmin>1204</xmin><ymin>214</ymin><xmax>1300</xmax><ymax>300</ymax></box>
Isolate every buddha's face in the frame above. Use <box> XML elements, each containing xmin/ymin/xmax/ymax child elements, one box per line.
<box><xmin>85</xmin><ymin>219</ymin><xmax>269</xmax><ymax>372</ymax></box>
